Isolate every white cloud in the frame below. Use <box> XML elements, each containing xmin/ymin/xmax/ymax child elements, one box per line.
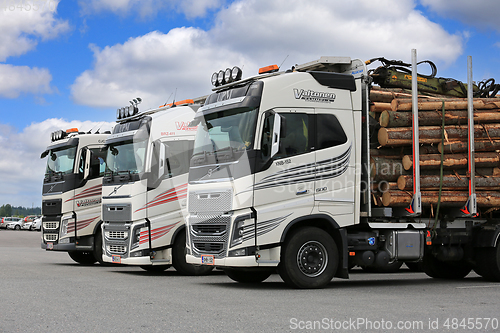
<box><xmin>420</xmin><ymin>0</ymin><xmax>500</xmax><ymax>31</ymax></box>
<box><xmin>0</xmin><ymin>119</ymin><xmax>114</xmax><ymax>208</ymax></box>
<box><xmin>0</xmin><ymin>1</ymin><xmax>68</xmax><ymax>100</ymax></box>
<box><xmin>71</xmin><ymin>28</ymin><xmax>249</xmax><ymax>109</ymax></box>
<box><xmin>0</xmin><ymin>1</ymin><xmax>69</xmax><ymax>61</ymax></box>
<box><xmin>79</xmin><ymin>0</ymin><xmax>223</xmax><ymax>19</ymax></box>
<box><xmin>71</xmin><ymin>0</ymin><xmax>464</xmax><ymax>108</ymax></box>
<box><xmin>0</xmin><ymin>64</ymin><xmax>53</xmax><ymax>98</ymax></box>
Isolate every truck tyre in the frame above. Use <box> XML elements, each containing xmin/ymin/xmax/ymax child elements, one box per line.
<box><xmin>172</xmin><ymin>229</ymin><xmax>213</xmax><ymax>276</ymax></box>
<box><xmin>68</xmin><ymin>251</ymin><xmax>97</xmax><ymax>265</ymax></box>
<box><xmin>278</xmin><ymin>227</ymin><xmax>338</xmax><ymax>289</ymax></box>
<box><xmin>140</xmin><ymin>265</ymin><xmax>169</xmax><ymax>272</ymax></box>
<box><xmin>422</xmin><ymin>252</ymin><xmax>471</xmax><ymax>279</ymax></box>
<box><xmin>93</xmin><ymin>228</ymin><xmax>105</xmax><ymax>265</ymax></box>
<box><xmin>224</xmin><ymin>268</ymin><xmax>273</xmax><ymax>283</ymax></box>
<box><xmin>474</xmin><ymin>243</ymin><xmax>500</xmax><ymax>282</ymax></box>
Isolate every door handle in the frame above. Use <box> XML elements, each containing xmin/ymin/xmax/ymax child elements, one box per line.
<box><xmin>296</xmin><ymin>190</ymin><xmax>308</xmax><ymax>195</ymax></box>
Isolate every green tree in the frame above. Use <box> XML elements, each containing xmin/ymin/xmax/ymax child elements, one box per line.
<box><xmin>0</xmin><ymin>204</ymin><xmax>12</xmax><ymax>217</ymax></box>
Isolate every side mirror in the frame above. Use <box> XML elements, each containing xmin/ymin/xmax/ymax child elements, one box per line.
<box><xmin>270</xmin><ymin>113</ymin><xmax>281</xmax><ymax>158</ymax></box>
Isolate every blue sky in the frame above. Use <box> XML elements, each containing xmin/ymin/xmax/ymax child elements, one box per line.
<box><xmin>1</xmin><ymin>0</ymin><xmax>500</xmax><ymax>208</ymax></box>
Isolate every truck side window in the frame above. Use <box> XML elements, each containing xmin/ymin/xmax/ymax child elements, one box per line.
<box><xmin>165</xmin><ymin>140</ymin><xmax>194</xmax><ymax>178</ymax></box>
<box><xmin>89</xmin><ymin>148</ymin><xmax>107</xmax><ymax>179</ymax></box>
<box><xmin>277</xmin><ymin>113</ymin><xmax>311</xmax><ymax>158</ymax></box>
<box><xmin>316</xmin><ymin>114</ymin><xmax>347</xmax><ymax>149</ymax></box>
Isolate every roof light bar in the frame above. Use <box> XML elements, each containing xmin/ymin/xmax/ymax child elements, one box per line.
<box><xmin>50</xmin><ymin>129</ymin><xmax>75</xmax><ymax>142</ymax></box>
<box><xmin>211</xmin><ymin>66</ymin><xmax>242</xmax><ymax>87</ymax></box>
<box><xmin>116</xmin><ymin>97</ymin><xmax>141</xmax><ymax>120</ymax></box>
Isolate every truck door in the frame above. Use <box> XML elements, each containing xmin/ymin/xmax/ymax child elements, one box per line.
<box><xmin>72</xmin><ymin>147</ymin><xmax>106</xmax><ymax>239</ymax></box>
<box><xmin>313</xmin><ymin>109</ymin><xmax>356</xmax><ymax>227</ymax></box>
<box><xmin>146</xmin><ymin>140</ymin><xmax>192</xmax><ymax>251</ymax></box>
<box><xmin>253</xmin><ymin>109</ymin><xmax>315</xmax><ymax>246</ymax></box>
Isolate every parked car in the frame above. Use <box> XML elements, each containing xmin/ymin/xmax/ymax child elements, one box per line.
<box><xmin>6</xmin><ymin>217</ymin><xmax>24</xmax><ymax>230</ymax></box>
<box><xmin>1</xmin><ymin>217</ymin><xmax>22</xmax><ymax>229</ymax></box>
<box><xmin>21</xmin><ymin>221</ymin><xmax>34</xmax><ymax>230</ymax></box>
<box><xmin>31</xmin><ymin>217</ymin><xmax>42</xmax><ymax>231</ymax></box>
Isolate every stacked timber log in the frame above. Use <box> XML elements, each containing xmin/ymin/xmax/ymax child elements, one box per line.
<box><xmin>369</xmin><ymin>87</ymin><xmax>500</xmax><ymax>210</ymax></box>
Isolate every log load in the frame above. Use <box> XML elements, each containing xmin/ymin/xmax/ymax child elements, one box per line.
<box><xmin>369</xmin><ymin>87</ymin><xmax>500</xmax><ymax>212</ymax></box>
<box><xmin>379</xmin><ymin>110</ymin><xmax>500</xmax><ymax>128</ymax></box>
<box><xmin>397</xmin><ymin>174</ymin><xmax>500</xmax><ymax>191</ymax></box>
<box><xmin>438</xmin><ymin>140</ymin><xmax>500</xmax><ymax>154</ymax></box>
<box><xmin>402</xmin><ymin>152</ymin><xmax>500</xmax><ymax>170</ymax></box>
<box><xmin>381</xmin><ymin>190</ymin><xmax>500</xmax><ymax>207</ymax></box>
<box><xmin>378</xmin><ymin>123</ymin><xmax>500</xmax><ymax>146</ymax></box>
<box><xmin>391</xmin><ymin>98</ymin><xmax>500</xmax><ymax>112</ymax></box>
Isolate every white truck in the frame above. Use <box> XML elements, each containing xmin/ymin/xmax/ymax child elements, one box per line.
<box><xmin>101</xmin><ymin>99</ymin><xmax>213</xmax><ymax>275</ymax></box>
<box><xmin>186</xmin><ymin>56</ymin><xmax>500</xmax><ymax>288</ymax></box>
<box><xmin>41</xmin><ymin>128</ymin><xmax>109</xmax><ymax>264</ymax></box>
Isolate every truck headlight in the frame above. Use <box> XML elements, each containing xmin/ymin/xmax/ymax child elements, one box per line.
<box><xmin>60</xmin><ymin>218</ymin><xmax>74</xmax><ymax>237</ymax></box>
<box><xmin>131</xmin><ymin>222</ymin><xmax>147</xmax><ymax>250</ymax></box>
<box><xmin>230</xmin><ymin>213</ymin><xmax>254</xmax><ymax>248</ymax></box>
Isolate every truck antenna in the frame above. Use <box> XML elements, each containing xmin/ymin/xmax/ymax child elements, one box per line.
<box><xmin>163</xmin><ymin>91</ymin><xmax>174</xmax><ymax>106</ymax></box>
<box><xmin>278</xmin><ymin>55</ymin><xmax>289</xmax><ymax>70</ymax></box>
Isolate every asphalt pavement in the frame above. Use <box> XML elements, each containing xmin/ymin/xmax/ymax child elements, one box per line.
<box><xmin>0</xmin><ymin>229</ymin><xmax>499</xmax><ymax>332</ymax></box>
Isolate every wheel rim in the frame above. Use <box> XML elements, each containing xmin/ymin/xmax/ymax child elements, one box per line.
<box><xmin>297</xmin><ymin>241</ymin><xmax>328</xmax><ymax>277</ymax></box>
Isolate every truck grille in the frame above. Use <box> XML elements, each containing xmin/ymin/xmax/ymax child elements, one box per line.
<box><xmin>44</xmin><ymin>234</ymin><xmax>58</xmax><ymax>242</ymax></box>
<box><xmin>107</xmin><ymin>245</ymin><xmax>126</xmax><ymax>254</ymax></box>
<box><xmin>105</xmin><ymin>231</ymin><xmax>128</xmax><ymax>240</ymax></box>
<box><xmin>189</xmin><ymin>189</ymin><xmax>232</xmax><ymax>213</ymax></box>
<box><xmin>43</xmin><ymin>222</ymin><xmax>59</xmax><ymax>229</ymax></box>
<box><xmin>189</xmin><ymin>214</ymin><xmax>230</xmax><ymax>259</ymax></box>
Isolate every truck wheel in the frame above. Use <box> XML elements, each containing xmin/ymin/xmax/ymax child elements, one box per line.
<box><xmin>140</xmin><ymin>265</ymin><xmax>169</xmax><ymax>272</ymax></box>
<box><xmin>422</xmin><ymin>252</ymin><xmax>471</xmax><ymax>279</ymax></box>
<box><xmin>68</xmin><ymin>251</ymin><xmax>97</xmax><ymax>265</ymax></box>
<box><xmin>474</xmin><ymin>244</ymin><xmax>500</xmax><ymax>282</ymax></box>
<box><xmin>92</xmin><ymin>228</ymin><xmax>104</xmax><ymax>264</ymax></box>
<box><xmin>172</xmin><ymin>229</ymin><xmax>213</xmax><ymax>276</ymax></box>
<box><xmin>278</xmin><ymin>227</ymin><xmax>338</xmax><ymax>289</ymax></box>
<box><xmin>224</xmin><ymin>268</ymin><xmax>273</xmax><ymax>283</ymax></box>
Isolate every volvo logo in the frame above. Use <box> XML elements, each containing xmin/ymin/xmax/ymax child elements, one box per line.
<box><xmin>109</xmin><ymin>184</ymin><xmax>124</xmax><ymax>196</ymax></box>
<box><xmin>47</xmin><ymin>184</ymin><xmax>57</xmax><ymax>193</ymax></box>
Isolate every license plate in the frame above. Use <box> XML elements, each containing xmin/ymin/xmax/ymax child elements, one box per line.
<box><xmin>111</xmin><ymin>255</ymin><xmax>121</xmax><ymax>264</ymax></box>
<box><xmin>47</xmin><ymin>242</ymin><xmax>53</xmax><ymax>250</ymax></box>
<box><xmin>201</xmin><ymin>255</ymin><xmax>215</xmax><ymax>265</ymax></box>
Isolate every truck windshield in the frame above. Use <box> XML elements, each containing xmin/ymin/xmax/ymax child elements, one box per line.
<box><xmin>46</xmin><ymin>146</ymin><xmax>77</xmax><ymax>176</ymax></box>
<box><xmin>192</xmin><ymin>107</ymin><xmax>258</xmax><ymax>162</ymax></box>
<box><xmin>105</xmin><ymin>139</ymin><xmax>147</xmax><ymax>174</ymax></box>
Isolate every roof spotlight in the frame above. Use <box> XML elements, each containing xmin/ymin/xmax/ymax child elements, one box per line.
<box><xmin>224</xmin><ymin>68</ymin><xmax>232</xmax><ymax>84</ymax></box>
<box><xmin>217</xmin><ymin>70</ymin><xmax>225</xmax><ymax>86</ymax></box>
<box><xmin>211</xmin><ymin>72</ymin><xmax>219</xmax><ymax>86</ymax></box>
<box><xmin>128</xmin><ymin>106</ymin><xmax>135</xmax><ymax>117</ymax></box>
<box><xmin>231</xmin><ymin>66</ymin><xmax>242</xmax><ymax>81</ymax></box>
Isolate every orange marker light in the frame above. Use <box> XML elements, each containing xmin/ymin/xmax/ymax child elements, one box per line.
<box><xmin>160</xmin><ymin>99</ymin><xmax>194</xmax><ymax>108</ymax></box>
<box><xmin>349</xmin><ymin>252</ymin><xmax>356</xmax><ymax>257</ymax></box>
<box><xmin>258</xmin><ymin>64</ymin><xmax>279</xmax><ymax>75</ymax></box>
<box><xmin>66</xmin><ymin>128</ymin><xmax>79</xmax><ymax>133</ymax></box>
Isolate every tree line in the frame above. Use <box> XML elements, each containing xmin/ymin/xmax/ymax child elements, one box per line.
<box><xmin>0</xmin><ymin>204</ymin><xmax>42</xmax><ymax>218</ymax></box>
